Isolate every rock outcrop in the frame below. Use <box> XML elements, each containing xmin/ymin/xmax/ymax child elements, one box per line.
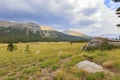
<box><xmin>82</xmin><ymin>37</ymin><xmax>120</xmax><ymax>51</ymax></box>
<box><xmin>76</xmin><ymin>60</ymin><xmax>104</xmax><ymax>73</ymax></box>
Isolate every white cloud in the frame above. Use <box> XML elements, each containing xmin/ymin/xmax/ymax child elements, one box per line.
<box><xmin>68</xmin><ymin>0</ymin><xmax>120</xmax><ymax>36</ymax></box>
<box><xmin>0</xmin><ymin>0</ymin><xmax>119</xmax><ymax>36</ymax></box>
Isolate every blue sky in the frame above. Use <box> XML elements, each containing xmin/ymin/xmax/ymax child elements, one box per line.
<box><xmin>105</xmin><ymin>0</ymin><xmax>120</xmax><ymax>9</ymax></box>
<box><xmin>0</xmin><ymin>0</ymin><xmax>120</xmax><ymax>36</ymax></box>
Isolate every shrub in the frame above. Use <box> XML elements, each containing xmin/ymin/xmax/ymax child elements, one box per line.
<box><xmin>100</xmin><ymin>42</ymin><xmax>116</xmax><ymax>50</ymax></box>
<box><xmin>51</xmin><ymin>65</ymin><xmax>59</xmax><ymax>71</ymax></box>
<box><xmin>86</xmin><ymin>74</ymin><xmax>95</xmax><ymax>80</ymax></box>
<box><xmin>24</xmin><ymin>45</ymin><xmax>31</xmax><ymax>53</ymax></box>
<box><xmin>85</xmin><ymin>41</ymin><xmax>116</xmax><ymax>51</ymax></box>
<box><xmin>5</xmin><ymin>78</ymin><xmax>15</xmax><ymax>80</ymax></box>
<box><xmin>54</xmin><ymin>71</ymin><xmax>66</xmax><ymax>80</ymax></box>
<box><xmin>102</xmin><ymin>60</ymin><xmax>114</xmax><ymax>69</ymax></box>
<box><xmin>82</xmin><ymin>54</ymin><xmax>94</xmax><ymax>61</ymax></box>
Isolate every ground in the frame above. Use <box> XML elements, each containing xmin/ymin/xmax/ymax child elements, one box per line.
<box><xmin>0</xmin><ymin>42</ymin><xmax>120</xmax><ymax>80</ymax></box>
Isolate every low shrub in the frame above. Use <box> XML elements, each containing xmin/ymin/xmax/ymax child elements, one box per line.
<box><xmin>85</xmin><ymin>41</ymin><xmax>116</xmax><ymax>51</ymax></box>
<box><xmin>102</xmin><ymin>60</ymin><xmax>114</xmax><ymax>69</ymax></box>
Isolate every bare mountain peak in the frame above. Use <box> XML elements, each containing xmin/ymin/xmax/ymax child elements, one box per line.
<box><xmin>63</xmin><ymin>30</ymin><xmax>87</xmax><ymax>37</ymax></box>
<box><xmin>0</xmin><ymin>20</ymin><xmax>41</xmax><ymax>32</ymax></box>
<box><xmin>0</xmin><ymin>20</ymin><xmax>14</xmax><ymax>25</ymax></box>
<box><xmin>40</xmin><ymin>25</ymin><xmax>54</xmax><ymax>31</ymax></box>
<box><xmin>25</xmin><ymin>22</ymin><xmax>39</xmax><ymax>27</ymax></box>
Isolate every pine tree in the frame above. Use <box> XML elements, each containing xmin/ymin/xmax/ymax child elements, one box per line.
<box><xmin>112</xmin><ymin>0</ymin><xmax>120</xmax><ymax>2</ymax></box>
<box><xmin>112</xmin><ymin>0</ymin><xmax>120</xmax><ymax>27</ymax></box>
<box><xmin>116</xmin><ymin>8</ymin><xmax>120</xmax><ymax>27</ymax></box>
<box><xmin>7</xmin><ymin>43</ymin><xmax>15</xmax><ymax>52</ymax></box>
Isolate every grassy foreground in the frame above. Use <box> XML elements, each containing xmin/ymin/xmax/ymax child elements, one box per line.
<box><xmin>0</xmin><ymin>42</ymin><xmax>120</xmax><ymax>80</ymax></box>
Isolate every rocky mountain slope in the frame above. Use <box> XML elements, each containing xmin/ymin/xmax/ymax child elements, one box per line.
<box><xmin>0</xmin><ymin>21</ymin><xmax>90</xmax><ymax>43</ymax></box>
<box><xmin>63</xmin><ymin>30</ymin><xmax>86</xmax><ymax>36</ymax></box>
<box><xmin>63</xmin><ymin>30</ymin><xmax>92</xmax><ymax>39</ymax></box>
<box><xmin>41</xmin><ymin>25</ymin><xmax>54</xmax><ymax>31</ymax></box>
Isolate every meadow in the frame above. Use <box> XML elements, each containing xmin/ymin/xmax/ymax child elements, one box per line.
<box><xmin>0</xmin><ymin>42</ymin><xmax>120</xmax><ymax>80</ymax></box>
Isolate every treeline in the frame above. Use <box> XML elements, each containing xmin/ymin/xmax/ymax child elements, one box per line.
<box><xmin>0</xmin><ymin>27</ymin><xmax>43</xmax><ymax>43</ymax></box>
<box><xmin>0</xmin><ymin>27</ymin><xmax>90</xmax><ymax>43</ymax></box>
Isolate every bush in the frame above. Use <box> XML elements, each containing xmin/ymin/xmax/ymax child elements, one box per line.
<box><xmin>24</xmin><ymin>45</ymin><xmax>31</xmax><ymax>53</ymax></box>
<box><xmin>102</xmin><ymin>60</ymin><xmax>114</xmax><ymax>69</ymax></box>
<box><xmin>85</xmin><ymin>41</ymin><xmax>116</xmax><ymax>51</ymax></box>
<box><xmin>51</xmin><ymin>65</ymin><xmax>59</xmax><ymax>71</ymax></box>
<box><xmin>100</xmin><ymin>42</ymin><xmax>116</xmax><ymax>50</ymax></box>
<box><xmin>86</xmin><ymin>74</ymin><xmax>95</xmax><ymax>80</ymax></box>
<box><xmin>54</xmin><ymin>71</ymin><xmax>66</xmax><ymax>80</ymax></box>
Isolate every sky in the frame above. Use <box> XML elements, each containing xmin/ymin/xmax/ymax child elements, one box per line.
<box><xmin>0</xmin><ymin>0</ymin><xmax>120</xmax><ymax>36</ymax></box>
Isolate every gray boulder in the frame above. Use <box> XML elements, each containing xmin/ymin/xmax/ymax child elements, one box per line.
<box><xmin>76</xmin><ymin>60</ymin><xmax>104</xmax><ymax>73</ymax></box>
<box><xmin>82</xmin><ymin>37</ymin><xmax>116</xmax><ymax>51</ymax></box>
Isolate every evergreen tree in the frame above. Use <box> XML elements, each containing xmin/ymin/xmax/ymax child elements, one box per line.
<box><xmin>116</xmin><ymin>8</ymin><xmax>120</xmax><ymax>27</ymax></box>
<box><xmin>7</xmin><ymin>43</ymin><xmax>15</xmax><ymax>52</ymax></box>
<box><xmin>112</xmin><ymin>0</ymin><xmax>120</xmax><ymax>2</ymax></box>
<box><xmin>112</xmin><ymin>0</ymin><xmax>120</xmax><ymax>27</ymax></box>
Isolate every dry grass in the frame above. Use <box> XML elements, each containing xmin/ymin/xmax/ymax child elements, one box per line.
<box><xmin>0</xmin><ymin>42</ymin><xmax>119</xmax><ymax>80</ymax></box>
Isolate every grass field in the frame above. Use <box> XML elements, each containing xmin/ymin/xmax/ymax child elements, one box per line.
<box><xmin>0</xmin><ymin>42</ymin><xmax>120</xmax><ymax>80</ymax></box>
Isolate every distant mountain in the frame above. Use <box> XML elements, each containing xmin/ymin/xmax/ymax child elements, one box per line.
<box><xmin>0</xmin><ymin>21</ymin><xmax>90</xmax><ymax>43</ymax></box>
<box><xmin>0</xmin><ymin>20</ymin><xmax>13</xmax><ymax>25</ymax></box>
<box><xmin>41</xmin><ymin>25</ymin><xmax>54</xmax><ymax>31</ymax></box>
<box><xmin>100</xmin><ymin>34</ymin><xmax>120</xmax><ymax>39</ymax></box>
<box><xmin>63</xmin><ymin>30</ymin><xmax>85</xmax><ymax>36</ymax></box>
<box><xmin>63</xmin><ymin>30</ymin><xmax>92</xmax><ymax>39</ymax></box>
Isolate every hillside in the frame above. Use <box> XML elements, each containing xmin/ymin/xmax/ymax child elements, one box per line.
<box><xmin>0</xmin><ymin>20</ymin><xmax>13</xmax><ymax>25</ymax></box>
<box><xmin>41</xmin><ymin>25</ymin><xmax>54</xmax><ymax>31</ymax></box>
<box><xmin>63</xmin><ymin>30</ymin><xmax>92</xmax><ymax>38</ymax></box>
<box><xmin>0</xmin><ymin>21</ymin><xmax>89</xmax><ymax>43</ymax></box>
<box><xmin>63</xmin><ymin>30</ymin><xmax>85</xmax><ymax>36</ymax></box>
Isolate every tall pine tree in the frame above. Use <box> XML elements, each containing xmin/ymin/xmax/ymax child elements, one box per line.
<box><xmin>112</xmin><ymin>0</ymin><xmax>120</xmax><ymax>27</ymax></box>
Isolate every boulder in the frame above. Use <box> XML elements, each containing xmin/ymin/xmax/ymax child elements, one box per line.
<box><xmin>76</xmin><ymin>60</ymin><xmax>104</xmax><ymax>73</ymax></box>
<box><xmin>82</xmin><ymin>37</ymin><xmax>117</xmax><ymax>51</ymax></box>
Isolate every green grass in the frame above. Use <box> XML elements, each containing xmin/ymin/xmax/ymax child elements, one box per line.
<box><xmin>0</xmin><ymin>42</ymin><xmax>120</xmax><ymax>80</ymax></box>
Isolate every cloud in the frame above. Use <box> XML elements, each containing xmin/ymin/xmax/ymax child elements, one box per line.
<box><xmin>0</xmin><ymin>0</ymin><xmax>119</xmax><ymax>36</ymax></box>
<box><xmin>104</xmin><ymin>0</ymin><xmax>120</xmax><ymax>9</ymax></box>
<box><xmin>82</xmin><ymin>8</ymin><xmax>98</xmax><ymax>16</ymax></box>
<box><xmin>78</xmin><ymin>20</ymin><xmax>96</xmax><ymax>27</ymax></box>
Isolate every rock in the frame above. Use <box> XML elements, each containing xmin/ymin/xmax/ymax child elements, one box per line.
<box><xmin>76</xmin><ymin>60</ymin><xmax>104</xmax><ymax>73</ymax></box>
<box><xmin>82</xmin><ymin>37</ymin><xmax>117</xmax><ymax>51</ymax></box>
<box><xmin>35</xmin><ymin>50</ymin><xmax>40</xmax><ymax>54</ymax></box>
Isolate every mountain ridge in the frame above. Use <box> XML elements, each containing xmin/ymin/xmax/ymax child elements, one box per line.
<box><xmin>0</xmin><ymin>20</ymin><xmax>90</xmax><ymax>43</ymax></box>
<box><xmin>40</xmin><ymin>25</ymin><xmax>54</xmax><ymax>31</ymax></box>
<box><xmin>63</xmin><ymin>30</ymin><xmax>87</xmax><ymax>36</ymax></box>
